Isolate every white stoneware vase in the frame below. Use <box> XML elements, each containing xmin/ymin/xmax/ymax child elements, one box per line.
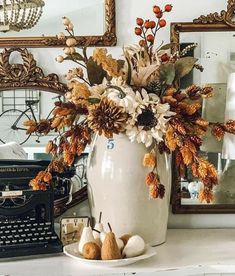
<box><xmin>87</xmin><ymin>133</ymin><xmax>171</xmax><ymax>246</ymax></box>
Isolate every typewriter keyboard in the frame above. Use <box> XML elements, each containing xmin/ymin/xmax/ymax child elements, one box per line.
<box><xmin>0</xmin><ymin>217</ymin><xmax>62</xmax><ymax>258</ymax></box>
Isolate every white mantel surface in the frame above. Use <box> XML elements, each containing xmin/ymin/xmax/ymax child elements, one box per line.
<box><xmin>1</xmin><ymin>229</ymin><xmax>235</xmax><ymax>276</ymax></box>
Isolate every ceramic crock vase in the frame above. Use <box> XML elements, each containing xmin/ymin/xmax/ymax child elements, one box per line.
<box><xmin>87</xmin><ymin>133</ymin><xmax>171</xmax><ymax>246</ymax></box>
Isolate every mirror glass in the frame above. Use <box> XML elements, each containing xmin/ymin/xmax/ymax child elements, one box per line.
<box><xmin>0</xmin><ymin>0</ymin><xmax>105</xmax><ymax>37</ymax></box>
<box><xmin>179</xmin><ymin>31</ymin><xmax>235</xmax><ymax>205</ymax></box>
<box><xmin>0</xmin><ymin>89</ymin><xmax>58</xmax><ymax>160</ymax></box>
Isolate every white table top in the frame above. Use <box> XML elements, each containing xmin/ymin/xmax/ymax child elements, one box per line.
<box><xmin>1</xmin><ymin>229</ymin><xmax>235</xmax><ymax>276</ymax></box>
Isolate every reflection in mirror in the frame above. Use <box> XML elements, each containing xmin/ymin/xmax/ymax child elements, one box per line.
<box><xmin>0</xmin><ymin>47</ymin><xmax>88</xmax><ymax>218</ymax></box>
<box><xmin>178</xmin><ymin>32</ymin><xmax>235</xmax><ymax>205</ymax></box>
<box><xmin>0</xmin><ymin>89</ymin><xmax>60</xmax><ymax>160</ymax></box>
<box><xmin>0</xmin><ymin>0</ymin><xmax>105</xmax><ymax>37</ymax></box>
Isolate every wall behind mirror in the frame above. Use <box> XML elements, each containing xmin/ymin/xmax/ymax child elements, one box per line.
<box><xmin>0</xmin><ymin>0</ymin><xmax>116</xmax><ymax>47</ymax></box>
<box><xmin>0</xmin><ymin>0</ymin><xmax>105</xmax><ymax>37</ymax></box>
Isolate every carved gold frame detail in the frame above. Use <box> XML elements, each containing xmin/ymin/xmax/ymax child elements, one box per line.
<box><xmin>0</xmin><ymin>48</ymin><xmax>67</xmax><ymax>94</ymax></box>
<box><xmin>0</xmin><ymin>0</ymin><xmax>116</xmax><ymax>48</ymax></box>
<box><xmin>170</xmin><ymin>0</ymin><xmax>235</xmax><ymax>214</ymax></box>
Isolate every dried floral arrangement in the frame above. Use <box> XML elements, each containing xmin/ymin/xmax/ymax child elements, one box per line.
<box><xmin>25</xmin><ymin>4</ymin><xmax>235</xmax><ymax>203</ymax></box>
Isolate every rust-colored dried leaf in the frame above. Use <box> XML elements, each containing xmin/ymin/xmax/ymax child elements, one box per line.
<box><xmin>176</xmin><ymin>152</ymin><xmax>183</xmax><ymax>167</ymax></box>
<box><xmin>191</xmin><ymin>162</ymin><xmax>199</xmax><ymax>178</ymax></box>
<box><xmin>64</xmin><ymin>151</ymin><xmax>75</xmax><ymax>166</ymax></box>
<box><xmin>45</xmin><ymin>140</ymin><xmax>54</xmax><ymax>154</ymax></box>
<box><xmin>197</xmin><ymin>158</ymin><xmax>208</xmax><ymax>179</ymax></box>
<box><xmin>224</xmin><ymin>120</ymin><xmax>235</xmax><ymax>134</ymax></box>
<box><xmin>23</xmin><ymin>119</ymin><xmax>36</xmax><ymax>127</ymax></box>
<box><xmin>195</xmin><ymin>118</ymin><xmax>209</xmax><ymax>127</ymax></box>
<box><xmin>165</xmin><ymin>126</ymin><xmax>177</xmax><ymax>151</ymax></box>
<box><xmin>53</xmin><ymin>107</ymin><xmax>72</xmax><ymax>116</ymax></box>
<box><xmin>51</xmin><ymin>117</ymin><xmax>63</xmax><ymax>129</ymax></box>
<box><xmin>185</xmin><ymin>103</ymin><xmax>201</xmax><ymax>115</ymax></box>
<box><xmin>180</xmin><ymin>146</ymin><xmax>193</xmax><ymax>165</ymax></box>
<box><xmin>170</xmin><ymin>118</ymin><xmax>186</xmax><ymax>135</ymax></box>
<box><xmin>198</xmin><ymin>189</ymin><xmax>214</xmax><ymax>203</ymax></box>
<box><xmin>184</xmin><ymin>139</ymin><xmax>197</xmax><ymax>154</ymax></box>
<box><xmin>211</xmin><ymin>125</ymin><xmax>225</xmax><ymax>141</ymax></box>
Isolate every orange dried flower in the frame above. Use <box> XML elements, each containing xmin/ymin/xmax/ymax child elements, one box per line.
<box><xmin>149</xmin><ymin>184</ymin><xmax>158</xmax><ymax>199</ymax></box>
<box><xmin>145</xmin><ymin>172</ymin><xmax>156</xmax><ymax>186</ymax></box>
<box><xmin>43</xmin><ymin>172</ymin><xmax>53</xmax><ymax>183</ymax></box>
<box><xmin>143</xmin><ymin>152</ymin><xmax>156</xmax><ymax>167</ymax></box>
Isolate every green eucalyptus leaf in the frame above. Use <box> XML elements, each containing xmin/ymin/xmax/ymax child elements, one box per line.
<box><xmin>159</xmin><ymin>43</ymin><xmax>177</xmax><ymax>51</ymax></box>
<box><xmin>88</xmin><ymin>98</ymin><xmax>101</xmax><ymax>104</ymax></box>
<box><xmin>82</xmin><ymin>47</ymin><xmax>88</xmax><ymax>63</ymax></box>
<box><xmin>71</xmin><ymin>52</ymin><xmax>85</xmax><ymax>61</ymax></box>
<box><xmin>126</xmin><ymin>57</ymin><xmax>132</xmax><ymax>86</ymax></box>
<box><xmin>174</xmin><ymin>57</ymin><xmax>198</xmax><ymax>80</ymax></box>
<box><xmin>117</xmin><ymin>59</ymin><xmax>125</xmax><ymax>72</ymax></box>
<box><xmin>159</xmin><ymin>63</ymin><xmax>175</xmax><ymax>85</ymax></box>
<box><xmin>87</xmin><ymin>57</ymin><xmax>106</xmax><ymax>85</ymax></box>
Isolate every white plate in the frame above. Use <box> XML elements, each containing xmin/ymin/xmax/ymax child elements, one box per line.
<box><xmin>63</xmin><ymin>242</ymin><xmax>156</xmax><ymax>267</ymax></box>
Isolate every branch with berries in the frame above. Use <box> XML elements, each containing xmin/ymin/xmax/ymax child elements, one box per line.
<box><xmin>135</xmin><ymin>4</ymin><xmax>172</xmax><ymax>60</ymax></box>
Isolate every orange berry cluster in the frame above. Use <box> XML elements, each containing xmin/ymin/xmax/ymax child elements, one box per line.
<box><xmin>135</xmin><ymin>4</ymin><xmax>172</xmax><ymax>47</ymax></box>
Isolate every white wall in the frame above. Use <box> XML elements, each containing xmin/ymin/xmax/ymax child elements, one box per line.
<box><xmin>4</xmin><ymin>0</ymin><xmax>234</xmax><ymax>227</ymax></box>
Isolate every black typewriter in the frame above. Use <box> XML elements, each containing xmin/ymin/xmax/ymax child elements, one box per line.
<box><xmin>0</xmin><ymin>160</ymin><xmax>63</xmax><ymax>258</ymax></box>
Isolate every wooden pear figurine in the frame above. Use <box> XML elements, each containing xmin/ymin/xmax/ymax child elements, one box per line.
<box><xmin>101</xmin><ymin>223</ymin><xmax>122</xmax><ymax>260</ymax></box>
<box><xmin>82</xmin><ymin>242</ymin><xmax>101</xmax><ymax>260</ymax></box>
<box><xmin>78</xmin><ymin>219</ymin><xmax>95</xmax><ymax>254</ymax></box>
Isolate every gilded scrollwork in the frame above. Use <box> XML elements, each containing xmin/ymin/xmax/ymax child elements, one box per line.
<box><xmin>193</xmin><ymin>0</ymin><xmax>235</xmax><ymax>27</ymax></box>
<box><xmin>0</xmin><ymin>48</ymin><xmax>67</xmax><ymax>94</ymax></box>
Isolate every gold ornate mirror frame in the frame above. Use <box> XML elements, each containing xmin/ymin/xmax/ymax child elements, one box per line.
<box><xmin>0</xmin><ymin>0</ymin><xmax>116</xmax><ymax>48</ymax></box>
<box><xmin>171</xmin><ymin>0</ymin><xmax>235</xmax><ymax>214</ymax></box>
<box><xmin>0</xmin><ymin>48</ymin><xmax>67</xmax><ymax>94</ymax></box>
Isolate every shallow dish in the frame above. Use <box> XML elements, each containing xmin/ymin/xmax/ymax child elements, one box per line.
<box><xmin>63</xmin><ymin>242</ymin><xmax>156</xmax><ymax>267</ymax></box>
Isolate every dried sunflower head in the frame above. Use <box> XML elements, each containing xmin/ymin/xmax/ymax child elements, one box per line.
<box><xmin>88</xmin><ymin>97</ymin><xmax>127</xmax><ymax>138</ymax></box>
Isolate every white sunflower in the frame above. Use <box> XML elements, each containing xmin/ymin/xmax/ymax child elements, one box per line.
<box><xmin>125</xmin><ymin>90</ymin><xmax>175</xmax><ymax>147</ymax></box>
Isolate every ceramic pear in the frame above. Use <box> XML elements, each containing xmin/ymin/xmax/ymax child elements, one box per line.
<box><xmin>93</xmin><ymin>212</ymin><xmax>104</xmax><ymax>245</ymax></box>
<box><xmin>122</xmin><ymin>235</ymin><xmax>145</xmax><ymax>258</ymax></box>
<box><xmin>78</xmin><ymin>226</ymin><xmax>96</xmax><ymax>254</ymax></box>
